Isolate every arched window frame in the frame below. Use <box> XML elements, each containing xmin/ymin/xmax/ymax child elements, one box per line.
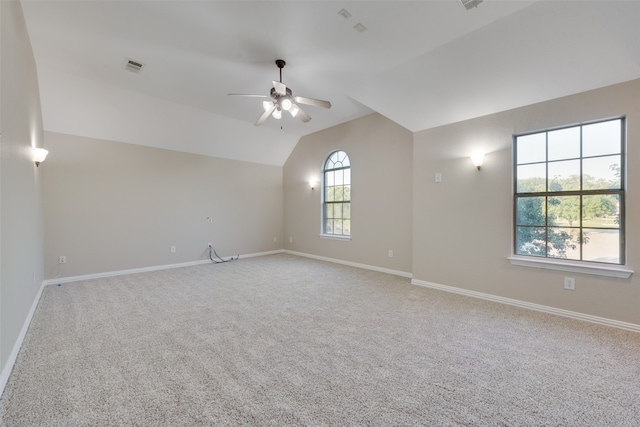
<box><xmin>321</xmin><ymin>150</ymin><xmax>351</xmax><ymax>239</ymax></box>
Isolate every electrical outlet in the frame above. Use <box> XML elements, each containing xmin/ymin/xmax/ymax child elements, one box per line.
<box><xmin>58</xmin><ymin>256</ymin><xmax>66</xmax><ymax>264</ymax></box>
<box><xmin>388</xmin><ymin>249</ymin><xmax>394</xmax><ymax>258</ymax></box>
<box><xmin>171</xmin><ymin>245</ymin><xmax>176</xmax><ymax>253</ymax></box>
<box><xmin>435</xmin><ymin>173</ymin><xmax>442</xmax><ymax>183</ymax></box>
<box><xmin>208</xmin><ymin>243</ymin><xmax>212</xmax><ymax>248</ymax></box>
<box><xmin>564</xmin><ymin>277</ymin><xmax>575</xmax><ymax>290</ymax></box>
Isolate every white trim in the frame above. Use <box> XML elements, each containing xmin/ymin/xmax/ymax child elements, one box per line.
<box><xmin>319</xmin><ymin>234</ymin><xmax>351</xmax><ymax>241</ymax></box>
<box><xmin>0</xmin><ymin>280</ymin><xmax>47</xmax><ymax>396</ymax></box>
<box><xmin>43</xmin><ymin>250</ymin><xmax>283</xmax><ymax>286</ymax></box>
<box><xmin>284</xmin><ymin>250</ymin><xmax>412</xmax><ymax>278</ymax></box>
<box><xmin>2</xmin><ymin>250</ymin><xmax>282</xmax><ymax>395</ymax></box>
<box><xmin>412</xmin><ymin>278</ymin><xmax>640</xmax><ymax>333</ymax></box>
<box><xmin>508</xmin><ymin>256</ymin><xmax>633</xmax><ymax>279</ymax></box>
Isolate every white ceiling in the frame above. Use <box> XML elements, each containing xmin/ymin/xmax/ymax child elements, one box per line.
<box><xmin>21</xmin><ymin>0</ymin><xmax>640</xmax><ymax>166</ymax></box>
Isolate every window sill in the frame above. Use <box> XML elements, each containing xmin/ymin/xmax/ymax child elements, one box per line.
<box><xmin>507</xmin><ymin>256</ymin><xmax>633</xmax><ymax>279</ymax></box>
<box><xmin>319</xmin><ymin>234</ymin><xmax>352</xmax><ymax>241</ymax></box>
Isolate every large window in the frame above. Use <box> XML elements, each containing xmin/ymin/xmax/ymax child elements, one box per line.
<box><xmin>514</xmin><ymin>118</ymin><xmax>625</xmax><ymax>265</ymax></box>
<box><xmin>322</xmin><ymin>150</ymin><xmax>351</xmax><ymax>237</ymax></box>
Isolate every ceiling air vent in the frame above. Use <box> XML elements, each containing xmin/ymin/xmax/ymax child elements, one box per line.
<box><xmin>460</xmin><ymin>0</ymin><xmax>484</xmax><ymax>10</ymax></box>
<box><xmin>124</xmin><ymin>58</ymin><xmax>145</xmax><ymax>74</ymax></box>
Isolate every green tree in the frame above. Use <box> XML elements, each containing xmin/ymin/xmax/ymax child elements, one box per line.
<box><xmin>583</xmin><ymin>195</ymin><xmax>617</xmax><ymax>219</ymax></box>
<box><xmin>548</xmin><ymin>196</ymin><xmax>580</xmax><ymax>226</ymax></box>
<box><xmin>516</xmin><ymin>177</ymin><xmax>579</xmax><ymax>258</ymax></box>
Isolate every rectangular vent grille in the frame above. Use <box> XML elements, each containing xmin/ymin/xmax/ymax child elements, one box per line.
<box><xmin>124</xmin><ymin>58</ymin><xmax>145</xmax><ymax>73</ymax></box>
<box><xmin>461</xmin><ymin>0</ymin><xmax>484</xmax><ymax>10</ymax></box>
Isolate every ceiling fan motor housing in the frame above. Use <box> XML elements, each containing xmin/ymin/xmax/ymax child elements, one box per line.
<box><xmin>270</xmin><ymin>87</ymin><xmax>293</xmax><ymax>109</ymax></box>
<box><xmin>228</xmin><ymin>58</ymin><xmax>329</xmax><ymax>126</ymax></box>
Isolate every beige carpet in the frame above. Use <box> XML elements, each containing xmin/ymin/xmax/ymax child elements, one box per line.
<box><xmin>1</xmin><ymin>254</ymin><xmax>639</xmax><ymax>426</ymax></box>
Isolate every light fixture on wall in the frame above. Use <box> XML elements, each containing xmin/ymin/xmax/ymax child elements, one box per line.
<box><xmin>470</xmin><ymin>152</ymin><xmax>484</xmax><ymax>170</ymax></box>
<box><xmin>32</xmin><ymin>148</ymin><xmax>48</xmax><ymax>167</ymax></box>
<box><xmin>309</xmin><ymin>179</ymin><xmax>317</xmax><ymax>190</ymax></box>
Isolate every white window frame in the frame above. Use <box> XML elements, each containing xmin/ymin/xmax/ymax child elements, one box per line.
<box><xmin>320</xmin><ymin>150</ymin><xmax>351</xmax><ymax>240</ymax></box>
<box><xmin>509</xmin><ymin>117</ymin><xmax>633</xmax><ymax>279</ymax></box>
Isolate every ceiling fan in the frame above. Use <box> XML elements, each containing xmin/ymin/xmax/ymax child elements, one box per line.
<box><xmin>228</xmin><ymin>59</ymin><xmax>331</xmax><ymax>126</ymax></box>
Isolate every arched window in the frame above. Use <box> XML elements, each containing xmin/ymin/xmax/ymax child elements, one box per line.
<box><xmin>322</xmin><ymin>150</ymin><xmax>351</xmax><ymax>237</ymax></box>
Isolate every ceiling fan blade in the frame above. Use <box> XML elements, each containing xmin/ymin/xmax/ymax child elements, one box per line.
<box><xmin>255</xmin><ymin>104</ymin><xmax>276</xmax><ymax>126</ymax></box>
<box><xmin>272</xmin><ymin>80</ymin><xmax>287</xmax><ymax>96</ymax></box>
<box><xmin>294</xmin><ymin>96</ymin><xmax>331</xmax><ymax>109</ymax></box>
<box><xmin>291</xmin><ymin>103</ymin><xmax>311</xmax><ymax>123</ymax></box>
<box><xmin>228</xmin><ymin>93</ymin><xmax>268</xmax><ymax>98</ymax></box>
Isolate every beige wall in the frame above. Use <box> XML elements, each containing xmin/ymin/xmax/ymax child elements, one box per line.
<box><xmin>413</xmin><ymin>79</ymin><xmax>640</xmax><ymax>325</ymax></box>
<box><xmin>283</xmin><ymin>113</ymin><xmax>413</xmax><ymax>274</ymax></box>
<box><xmin>0</xmin><ymin>1</ymin><xmax>46</xmax><ymax>371</ymax></box>
<box><xmin>43</xmin><ymin>132</ymin><xmax>283</xmax><ymax>278</ymax></box>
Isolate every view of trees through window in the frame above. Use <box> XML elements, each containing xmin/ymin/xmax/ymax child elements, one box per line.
<box><xmin>323</xmin><ymin>151</ymin><xmax>351</xmax><ymax>236</ymax></box>
<box><xmin>514</xmin><ymin>118</ymin><xmax>624</xmax><ymax>264</ymax></box>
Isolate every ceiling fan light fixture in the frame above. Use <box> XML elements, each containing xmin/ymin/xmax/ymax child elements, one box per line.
<box><xmin>281</xmin><ymin>98</ymin><xmax>292</xmax><ymax>111</ymax></box>
<box><xmin>229</xmin><ymin>59</ymin><xmax>330</xmax><ymax>126</ymax></box>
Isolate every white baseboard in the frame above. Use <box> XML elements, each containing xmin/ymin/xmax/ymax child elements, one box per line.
<box><xmin>412</xmin><ymin>278</ymin><xmax>640</xmax><ymax>333</ymax></box>
<box><xmin>2</xmin><ymin>250</ymin><xmax>284</xmax><ymax>397</ymax></box>
<box><xmin>0</xmin><ymin>280</ymin><xmax>46</xmax><ymax>396</ymax></box>
<box><xmin>284</xmin><ymin>250</ymin><xmax>412</xmax><ymax>279</ymax></box>
<box><xmin>42</xmin><ymin>250</ymin><xmax>284</xmax><ymax>286</ymax></box>
<box><xmin>13</xmin><ymin>252</ymin><xmax>634</xmax><ymax>403</ymax></box>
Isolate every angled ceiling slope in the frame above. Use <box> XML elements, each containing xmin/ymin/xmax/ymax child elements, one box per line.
<box><xmin>20</xmin><ymin>1</ymin><xmax>640</xmax><ymax>166</ymax></box>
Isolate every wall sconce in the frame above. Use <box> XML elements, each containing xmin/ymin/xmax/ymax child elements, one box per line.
<box><xmin>309</xmin><ymin>180</ymin><xmax>317</xmax><ymax>190</ymax></box>
<box><xmin>33</xmin><ymin>148</ymin><xmax>49</xmax><ymax>167</ymax></box>
<box><xmin>470</xmin><ymin>152</ymin><xmax>484</xmax><ymax>170</ymax></box>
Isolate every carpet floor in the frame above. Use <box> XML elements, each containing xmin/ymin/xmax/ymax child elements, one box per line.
<box><xmin>1</xmin><ymin>254</ymin><xmax>639</xmax><ymax>426</ymax></box>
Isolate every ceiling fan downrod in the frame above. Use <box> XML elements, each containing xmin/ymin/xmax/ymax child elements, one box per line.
<box><xmin>275</xmin><ymin>59</ymin><xmax>286</xmax><ymax>83</ymax></box>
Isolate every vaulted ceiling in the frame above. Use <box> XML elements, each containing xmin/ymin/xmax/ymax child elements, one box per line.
<box><xmin>21</xmin><ymin>1</ymin><xmax>640</xmax><ymax>166</ymax></box>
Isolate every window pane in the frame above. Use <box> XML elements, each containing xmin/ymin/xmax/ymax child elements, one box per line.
<box><xmin>583</xmin><ymin>155</ymin><xmax>621</xmax><ymax>190</ymax></box>
<box><xmin>548</xmin><ymin>160</ymin><xmax>580</xmax><ymax>192</ymax></box>
<box><xmin>548</xmin><ymin>127</ymin><xmax>580</xmax><ymax>161</ymax></box>
<box><xmin>329</xmin><ymin>152</ymin><xmax>339</xmax><ymax>166</ymax></box>
<box><xmin>517</xmin><ymin>133</ymin><xmax>546</xmax><ymax>164</ymax></box>
<box><xmin>583</xmin><ymin>229</ymin><xmax>620</xmax><ymax>263</ymax></box>
<box><xmin>343</xmin><ymin>219</ymin><xmax>351</xmax><ymax>236</ymax></box>
<box><xmin>344</xmin><ymin>185</ymin><xmax>351</xmax><ymax>201</ymax></box>
<box><xmin>325</xmin><ymin>170</ymin><xmax>334</xmax><ymax>186</ymax></box>
<box><xmin>325</xmin><ymin>204</ymin><xmax>334</xmax><ymax>219</ymax></box>
<box><xmin>583</xmin><ymin>119</ymin><xmax>621</xmax><ymax>157</ymax></box>
<box><xmin>343</xmin><ymin>203</ymin><xmax>351</xmax><ymax>219</ymax></box>
<box><xmin>513</xmin><ymin>119</ymin><xmax>624</xmax><ymax>265</ymax></box>
<box><xmin>516</xmin><ymin>226</ymin><xmax>546</xmax><ymax>256</ymax></box>
<box><xmin>517</xmin><ymin>163</ymin><xmax>546</xmax><ymax>193</ymax></box>
<box><xmin>324</xmin><ymin>219</ymin><xmax>333</xmax><ymax>234</ymax></box>
<box><xmin>548</xmin><ymin>195</ymin><xmax>580</xmax><ymax>227</ymax></box>
<box><xmin>334</xmin><ymin>203</ymin><xmax>343</xmax><ymax>219</ymax></box>
<box><xmin>516</xmin><ymin>197</ymin><xmax>546</xmax><ymax>226</ymax></box>
<box><xmin>326</xmin><ymin>186</ymin><xmax>335</xmax><ymax>202</ymax></box>
<box><xmin>323</xmin><ymin>151</ymin><xmax>351</xmax><ymax>236</ymax></box>
<box><xmin>548</xmin><ymin>228</ymin><xmax>580</xmax><ymax>260</ymax></box>
<box><xmin>583</xmin><ymin>195</ymin><xmax>619</xmax><ymax>229</ymax></box>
